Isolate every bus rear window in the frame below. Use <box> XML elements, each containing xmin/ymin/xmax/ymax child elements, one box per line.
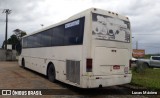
<box><xmin>92</xmin><ymin>13</ymin><xmax>130</xmax><ymax>43</ymax></box>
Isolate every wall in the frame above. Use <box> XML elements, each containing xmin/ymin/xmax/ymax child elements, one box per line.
<box><xmin>0</xmin><ymin>49</ymin><xmax>17</xmax><ymax>61</ymax></box>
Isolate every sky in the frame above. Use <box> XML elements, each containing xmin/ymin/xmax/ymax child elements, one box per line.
<box><xmin>0</xmin><ymin>0</ymin><xmax>160</xmax><ymax>54</ymax></box>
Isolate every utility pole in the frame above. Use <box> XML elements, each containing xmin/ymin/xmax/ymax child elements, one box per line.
<box><xmin>2</xmin><ymin>9</ymin><xmax>11</xmax><ymax>50</ymax></box>
<box><xmin>136</xmin><ymin>41</ymin><xmax>138</xmax><ymax>50</ymax></box>
<box><xmin>2</xmin><ymin>9</ymin><xmax>11</xmax><ymax>60</ymax></box>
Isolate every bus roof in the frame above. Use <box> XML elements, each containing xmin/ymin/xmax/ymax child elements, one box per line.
<box><xmin>23</xmin><ymin>8</ymin><xmax>130</xmax><ymax>38</ymax></box>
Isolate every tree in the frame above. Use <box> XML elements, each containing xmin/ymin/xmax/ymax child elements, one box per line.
<box><xmin>2</xmin><ymin>34</ymin><xmax>19</xmax><ymax>50</ymax></box>
<box><xmin>13</xmin><ymin>29</ymin><xmax>27</xmax><ymax>40</ymax></box>
<box><xmin>1</xmin><ymin>29</ymin><xmax>27</xmax><ymax>55</ymax></box>
<box><xmin>8</xmin><ymin>34</ymin><xmax>19</xmax><ymax>49</ymax></box>
<box><xmin>1</xmin><ymin>41</ymin><xmax>5</xmax><ymax>49</ymax></box>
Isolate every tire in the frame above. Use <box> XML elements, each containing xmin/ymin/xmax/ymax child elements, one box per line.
<box><xmin>22</xmin><ymin>59</ymin><xmax>25</xmax><ymax>68</ymax></box>
<box><xmin>142</xmin><ymin>63</ymin><xmax>149</xmax><ymax>69</ymax></box>
<box><xmin>47</xmin><ymin>64</ymin><xmax>56</xmax><ymax>83</ymax></box>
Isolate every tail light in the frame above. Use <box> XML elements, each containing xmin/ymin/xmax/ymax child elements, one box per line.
<box><xmin>86</xmin><ymin>58</ymin><xmax>92</xmax><ymax>72</ymax></box>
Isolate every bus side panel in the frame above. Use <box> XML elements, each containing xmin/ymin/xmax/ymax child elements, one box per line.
<box><xmin>80</xmin><ymin>12</ymin><xmax>93</xmax><ymax>88</ymax></box>
<box><xmin>20</xmin><ymin>46</ymin><xmax>83</xmax><ymax>85</ymax></box>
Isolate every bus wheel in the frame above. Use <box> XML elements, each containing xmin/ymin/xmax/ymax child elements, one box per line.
<box><xmin>22</xmin><ymin>59</ymin><xmax>25</xmax><ymax>68</ymax></box>
<box><xmin>47</xmin><ymin>64</ymin><xmax>56</xmax><ymax>83</ymax></box>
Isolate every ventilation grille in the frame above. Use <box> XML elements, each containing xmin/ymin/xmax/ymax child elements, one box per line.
<box><xmin>66</xmin><ymin>60</ymin><xmax>80</xmax><ymax>84</ymax></box>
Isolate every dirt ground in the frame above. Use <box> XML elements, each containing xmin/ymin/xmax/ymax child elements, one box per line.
<box><xmin>0</xmin><ymin>61</ymin><xmax>63</xmax><ymax>89</ymax></box>
<box><xmin>0</xmin><ymin>61</ymin><xmax>152</xmax><ymax>98</ymax></box>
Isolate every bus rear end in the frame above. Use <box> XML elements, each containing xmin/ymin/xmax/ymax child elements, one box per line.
<box><xmin>84</xmin><ymin>10</ymin><xmax>132</xmax><ymax>88</ymax></box>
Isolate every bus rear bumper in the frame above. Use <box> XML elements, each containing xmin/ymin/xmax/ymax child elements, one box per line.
<box><xmin>82</xmin><ymin>74</ymin><xmax>132</xmax><ymax>88</ymax></box>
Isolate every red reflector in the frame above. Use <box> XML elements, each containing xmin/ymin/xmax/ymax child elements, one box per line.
<box><xmin>86</xmin><ymin>58</ymin><xmax>92</xmax><ymax>72</ymax></box>
<box><xmin>113</xmin><ymin>65</ymin><xmax>120</xmax><ymax>69</ymax></box>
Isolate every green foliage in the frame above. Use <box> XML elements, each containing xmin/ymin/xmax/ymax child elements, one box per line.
<box><xmin>8</xmin><ymin>35</ymin><xmax>19</xmax><ymax>44</ymax></box>
<box><xmin>131</xmin><ymin>68</ymin><xmax>160</xmax><ymax>89</ymax></box>
<box><xmin>144</xmin><ymin>54</ymin><xmax>160</xmax><ymax>59</ymax></box>
<box><xmin>2</xmin><ymin>34</ymin><xmax>19</xmax><ymax>49</ymax></box>
<box><xmin>144</xmin><ymin>54</ymin><xmax>151</xmax><ymax>59</ymax></box>
<box><xmin>1</xmin><ymin>29</ymin><xmax>27</xmax><ymax>49</ymax></box>
<box><xmin>13</xmin><ymin>29</ymin><xmax>27</xmax><ymax>39</ymax></box>
<box><xmin>133</xmin><ymin>62</ymin><xmax>149</xmax><ymax>73</ymax></box>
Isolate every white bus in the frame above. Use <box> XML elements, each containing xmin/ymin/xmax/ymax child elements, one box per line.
<box><xmin>19</xmin><ymin>8</ymin><xmax>132</xmax><ymax>88</ymax></box>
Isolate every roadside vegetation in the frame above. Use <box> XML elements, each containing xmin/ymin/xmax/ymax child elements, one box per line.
<box><xmin>144</xmin><ymin>54</ymin><xmax>160</xmax><ymax>59</ymax></box>
<box><xmin>131</xmin><ymin>67</ymin><xmax>160</xmax><ymax>89</ymax></box>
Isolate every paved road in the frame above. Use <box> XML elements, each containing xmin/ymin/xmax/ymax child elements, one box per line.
<box><xmin>0</xmin><ymin>61</ymin><xmax>151</xmax><ymax>98</ymax></box>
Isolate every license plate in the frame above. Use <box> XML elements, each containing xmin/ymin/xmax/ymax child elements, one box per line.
<box><xmin>113</xmin><ymin>65</ymin><xmax>120</xmax><ymax>69</ymax></box>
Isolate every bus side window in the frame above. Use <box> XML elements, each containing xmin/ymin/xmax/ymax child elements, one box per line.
<box><xmin>64</xmin><ymin>17</ymin><xmax>84</xmax><ymax>45</ymax></box>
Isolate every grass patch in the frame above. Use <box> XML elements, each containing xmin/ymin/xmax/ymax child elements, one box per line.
<box><xmin>131</xmin><ymin>68</ymin><xmax>160</xmax><ymax>89</ymax></box>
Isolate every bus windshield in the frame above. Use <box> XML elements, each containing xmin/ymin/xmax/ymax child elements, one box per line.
<box><xmin>92</xmin><ymin>13</ymin><xmax>130</xmax><ymax>43</ymax></box>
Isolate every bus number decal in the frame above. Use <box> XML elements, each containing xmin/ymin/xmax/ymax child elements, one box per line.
<box><xmin>65</xmin><ymin>20</ymin><xmax>80</xmax><ymax>28</ymax></box>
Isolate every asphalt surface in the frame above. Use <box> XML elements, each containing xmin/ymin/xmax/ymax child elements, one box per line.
<box><xmin>0</xmin><ymin>61</ymin><xmax>156</xmax><ymax>98</ymax></box>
